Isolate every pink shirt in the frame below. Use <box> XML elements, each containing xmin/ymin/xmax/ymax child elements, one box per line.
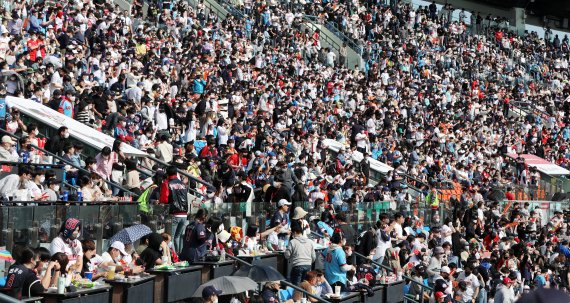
<box><xmin>95</xmin><ymin>152</ymin><xmax>117</xmax><ymax>179</ymax></box>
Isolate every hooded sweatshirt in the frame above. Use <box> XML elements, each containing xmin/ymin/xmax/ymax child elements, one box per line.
<box><xmin>284</xmin><ymin>235</ymin><xmax>316</xmax><ymax>268</ymax></box>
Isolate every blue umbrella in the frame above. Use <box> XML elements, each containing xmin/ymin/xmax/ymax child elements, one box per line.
<box><xmin>108</xmin><ymin>224</ymin><xmax>152</xmax><ymax>246</ymax></box>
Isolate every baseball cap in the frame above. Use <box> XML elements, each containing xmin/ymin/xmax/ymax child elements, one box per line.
<box><xmin>435</xmin><ymin>292</ymin><xmax>446</xmax><ymax>300</ymax></box>
<box><xmin>503</xmin><ymin>277</ymin><xmax>513</xmax><ymax>285</ymax></box>
<box><xmin>202</xmin><ymin>286</ymin><xmax>223</xmax><ymax>299</ymax></box>
<box><xmin>441</xmin><ymin>266</ymin><xmax>451</xmax><ymax>274</ymax></box>
<box><xmin>1</xmin><ymin>136</ymin><xmax>14</xmax><ymax>145</ymax></box>
<box><xmin>278</xmin><ymin>199</ymin><xmax>292</xmax><ymax>207</ymax></box>
<box><xmin>110</xmin><ymin>241</ymin><xmax>128</xmax><ymax>256</ymax></box>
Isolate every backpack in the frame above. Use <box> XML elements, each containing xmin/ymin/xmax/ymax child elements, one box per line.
<box><xmin>137</xmin><ymin>185</ymin><xmax>157</xmax><ymax>214</ymax></box>
<box><xmin>355</xmin><ymin>228</ymin><xmax>376</xmax><ymax>255</ymax></box>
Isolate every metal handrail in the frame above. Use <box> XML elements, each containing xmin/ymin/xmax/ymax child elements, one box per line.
<box><xmin>216</xmin><ymin>0</ymin><xmax>246</xmax><ymax>19</ymax></box>
<box><xmin>352</xmin><ymin>251</ymin><xmax>433</xmax><ymax>303</ymax></box>
<box><xmin>301</xmin><ymin>15</ymin><xmax>341</xmax><ymax>51</ymax></box>
<box><xmin>310</xmin><ymin>232</ymin><xmax>433</xmax><ymax>303</ymax></box>
<box><xmin>301</xmin><ymin>15</ymin><xmax>363</xmax><ymax>55</ymax></box>
<box><xmin>322</xmin><ymin>20</ymin><xmax>363</xmax><ymax>54</ymax></box>
<box><xmin>0</xmin><ymin>292</ymin><xmax>25</xmax><ymax>303</ymax></box>
<box><xmin>0</xmin><ymin>129</ymin><xmax>139</xmax><ymax>198</ymax></box>
<box><xmin>227</xmin><ymin>254</ymin><xmax>333</xmax><ymax>303</ymax></box>
<box><xmin>134</xmin><ymin>164</ymin><xmax>206</xmax><ymax>199</ymax></box>
<box><xmin>143</xmin><ymin>154</ymin><xmax>215</xmax><ymax>191</ymax></box>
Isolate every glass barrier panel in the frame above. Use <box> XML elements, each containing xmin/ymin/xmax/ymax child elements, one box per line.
<box><xmin>8</xmin><ymin>207</ymin><xmax>34</xmax><ymax>245</ymax></box>
<box><xmin>65</xmin><ymin>204</ymin><xmax>81</xmax><ymax>221</ymax></box>
<box><xmin>101</xmin><ymin>205</ymin><xmax>120</xmax><ymax>239</ymax></box>
<box><xmin>0</xmin><ymin>206</ymin><xmax>7</xmax><ymax>245</ymax></box>
<box><xmin>118</xmin><ymin>204</ymin><xmax>141</xmax><ymax>227</ymax></box>
<box><xmin>77</xmin><ymin>205</ymin><xmax>101</xmax><ymax>241</ymax></box>
<box><xmin>78</xmin><ymin>205</ymin><xmax>100</xmax><ymax>226</ymax></box>
<box><xmin>33</xmin><ymin>205</ymin><xmax>57</xmax><ymax>243</ymax></box>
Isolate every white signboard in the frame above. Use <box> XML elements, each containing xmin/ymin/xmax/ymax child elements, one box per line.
<box><xmin>322</xmin><ymin>138</ymin><xmax>393</xmax><ymax>174</ymax></box>
<box><xmin>6</xmin><ymin>96</ymin><xmax>147</xmax><ymax>157</ymax></box>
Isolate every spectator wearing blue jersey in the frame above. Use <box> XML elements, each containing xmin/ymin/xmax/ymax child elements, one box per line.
<box><xmin>322</xmin><ymin>229</ymin><xmax>355</xmax><ymax>291</ymax></box>
<box><xmin>193</xmin><ymin>76</ymin><xmax>207</xmax><ymax>95</ymax></box>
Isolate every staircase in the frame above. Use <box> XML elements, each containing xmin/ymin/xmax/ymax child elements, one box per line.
<box><xmin>186</xmin><ymin>0</ymin><xmax>238</xmax><ymax>21</ymax></box>
<box><xmin>302</xmin><ymin>16</ymin><xmax>364</xmax><ymax>69</ymax></box>
<box><xmin>193</xmin><ymin>0</ymin><xmax>364</xmax><ymax>69</ymax></box>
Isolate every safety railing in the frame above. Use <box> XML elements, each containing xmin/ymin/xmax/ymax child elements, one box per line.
<box><xmin>214</xmin><ymin>0</ymin><xmax>246</xmax><ymax>19</ymax></box>
<box><xmin>302</xmin><ymin>15</ymin><xmax>342</xmax><ymax>53</ymax></box>
<box><xmin>15</xmin><ymin>111</ymin><xmax>213</xmax><ymax>199</ymax></box>
<box><xmin>497</xmin><ymin>199</ymin><xmax>566</xmax><ymax>221</ymax></box>
<box><xmin>137</xmin><ymin>154</ymin><xmax>215</xmax><ymax>196</ymax></box>
<box><xmin>352</xmin><ymin>252</ymin><xmax>433</xmax><ymax>303</ymax></box>
<box><xmin>227</xmin><ymin>254</ymin><xmax>333</xmax><ymax>303</ymax></box>
<box><xmin>0</xmin><ymin>129</ymin><xmax>140</xmax><ymax>199</ymax></box>
<box><xmin>322</xmin><ymin>20</ymin><xmax>364</xmax><ymax>55</ymax></box>
<box><xmin>199</xmin><ymin>200</ymin><xmax>444</xmax><ymax>235</ymax></box>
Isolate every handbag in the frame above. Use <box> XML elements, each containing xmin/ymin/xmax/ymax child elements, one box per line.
<box><xmin>111</xmin><ymin>152</ymin><xmax>124</xmax><ymax>184</ymax></box>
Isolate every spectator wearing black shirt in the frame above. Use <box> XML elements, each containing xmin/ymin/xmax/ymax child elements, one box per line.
<box><xmin>337</xmin><ymin>213</ymin><xmax>357</xmax><ymax>248</ymax></box>
<box><xmin>4</xmin><ymin>246</ymin><xmax>61</xmax><ymax>299</ymax></box>
<box><xmin>45</xmin><ymin>126</ymin><xmax>69</xmax><ymax>155</ymax></box>
<box><xmin>271</xmin><ymin>199</ymin><xmax>292</xmax><ymax>240</ymax></box>
<box><xmin>138</xmin><ymin>232</ymin><xmax>168</xmax><ymax>269</ymax></box>
<box><xmin>56</xmin><ymin>28</ymin><xmax>71</xmax><ymax>58</ymax></box>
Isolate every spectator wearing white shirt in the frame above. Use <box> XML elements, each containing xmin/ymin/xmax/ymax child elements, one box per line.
<box><xmin>50</xmin><ymin>218</ymin><xmax>83</xmax><ymax>273</ymax></box>
<box><xmin>0</xmin><ymin>135</ymin><xmax>19</xmax><ymax>162</ymax></box>
<box><xmin>0</xmin><ymin>163</ymin><xmax>33</xmax><ymax>200</ymax></box>
<box><xmin>456</xmin><ymin>264</ymin><xmax>480</xmax><ymax>303</ymax></box>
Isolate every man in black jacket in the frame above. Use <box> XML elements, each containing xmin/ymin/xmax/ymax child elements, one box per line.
<box><xmin>159</xmin><ymin>165</ymin><xmax>189</xmax><ymax>252</ymax></box>
<box><xmin>360</xmin><ymin>152</ymin><xmax>371</xmax><ymax>185</ymax></box>
<box><xmin>45</xmin><ymin>126</ymin><xmax>69</xmax><ymax>155</ymax></box>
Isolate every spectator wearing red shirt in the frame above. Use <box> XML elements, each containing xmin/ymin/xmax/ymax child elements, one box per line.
<box><xmin>505</xmin><ymin>187</ymin><xmax>515</xmax><ymax>201</ymax></box>
<box><xmin>226</xmin><ymin>149</ymin><xmax>247</xmax><ymax>171</ymax></box>
<box><xmin>27</xmin><ymin>31</ymin><xmax>44</xmax><ymax>62</ymax></box>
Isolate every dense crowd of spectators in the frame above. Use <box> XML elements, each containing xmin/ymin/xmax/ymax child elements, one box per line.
<box><xmin>0</xmin><ymin>0</ymin><xmax>570</xmax><ymax>302</ymax></box>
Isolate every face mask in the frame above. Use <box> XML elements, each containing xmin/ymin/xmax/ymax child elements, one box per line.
<box><xmin>34</xmin><ymin>130</ymin><xmax>39</xmax><ymax>135</ymax></box>
<box><xmin>121</xmin><ymin>121</ymin><xmax>127</xmax><ymax>127</ymax></box>
<box><xmin>53</xmin><ymin>185</ymin><xmax>60</xmax><ymax>192</ymax></box>
<box><xmin>39</xmin><ymin>176</ymin><xmax>45</xmax><ymax>183</ymax></box>
<box><xmin>91</xmin><ymin>164</ymin><xmax>97</xmax><ymax>170</ymax></box>
<box><xmin>212</xmin><ymin>299</ymin><xmax>218</xmax><ymax>303</ymax></box>
<box><xmin>64</xmin><ymin>133</ymin><xmax>70</xmax><ymax>138</ymax></box>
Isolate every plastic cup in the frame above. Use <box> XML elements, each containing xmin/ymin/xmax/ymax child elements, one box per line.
<box><xmin>335</xmin><ymin>286</ymin><xmax>341</xmax><ymax>295</ymax></box>
<box><xmin>107</xmin><ymin>266</ymin><xmax>116</xmax><ymax>280</ymax></box>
